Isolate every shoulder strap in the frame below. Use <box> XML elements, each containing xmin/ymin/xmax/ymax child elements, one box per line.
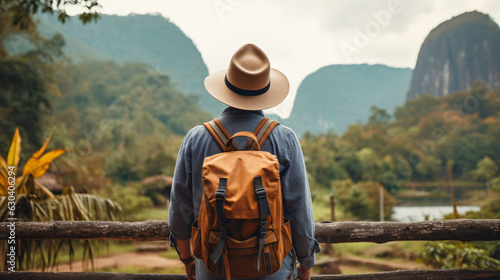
<box><xmin>203</xmin><ymin>119</ymin><xmax>238</xmax><ymax>151</ymax></box>
<box><xmin>245</xmin><ymin>118</ymin><xmax>280</xmax><ymax>150</ymax></box>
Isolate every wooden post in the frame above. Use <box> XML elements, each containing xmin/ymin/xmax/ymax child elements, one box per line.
<box><xmin>322</xmin><ymin>195</ymin><xmax>336</xmax><ymax>256</ymax></box>
<box><xmin>330</xmin><ymin>195</ymin><xmax>336</xmax><ymax>221</ymax></box>
<box><xmin>447</xmin><ymin>160</ymin><xmax>459</xmax><ymax>219</ymax></box>
<box><xmin>379</xmin><ymin>186</ymin><xmax>384</xmax><ymax>222</ymax></box>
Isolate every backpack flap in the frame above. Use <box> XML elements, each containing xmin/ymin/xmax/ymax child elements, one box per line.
<box><xmin>202</xmin><ymin>152</ymin><xmax>280</xmax><ymax>220</ymax></box>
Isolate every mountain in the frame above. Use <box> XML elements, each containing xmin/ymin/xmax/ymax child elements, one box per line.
<box><xmin>283</xmin><ymin>64</ymin><xmax>412</xmax><ymax>136</ymax></box>
<box><xmin>39</xmin><ymin>13</ymin><xmax>225</xmax><ymax>116</ymax></box>
<box><xmin>407</xmin><ymin>11</ymin><xmax>500</xmax><ymax>100</ymax></box>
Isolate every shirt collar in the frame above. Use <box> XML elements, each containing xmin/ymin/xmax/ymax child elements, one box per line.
<box><xmin>221</xmin><ymin>106</ymin><xmax>265</xmax><ymax>117</ymax></box>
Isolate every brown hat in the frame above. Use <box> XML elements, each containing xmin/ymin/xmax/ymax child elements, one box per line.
<box><xmin>204</xmin><ymin>44</ymin><xmax>290</xmax><ymax>111</ymax></box>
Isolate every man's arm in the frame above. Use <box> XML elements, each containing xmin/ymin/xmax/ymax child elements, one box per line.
<box><xmin>278</xmin><ymin>127</ymin><xmax>321</xmax><ymax>272</ymax></box>
<box><xmin>168</xmin><ymin>129</ymin><xmax>196</xmax><ymax>279</ymax></box>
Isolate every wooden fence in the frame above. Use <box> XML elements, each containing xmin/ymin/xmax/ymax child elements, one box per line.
<box><xmin>1</xmin><ymin>219</ymin><xmax>500</xmax><ymax>279</ymax></box>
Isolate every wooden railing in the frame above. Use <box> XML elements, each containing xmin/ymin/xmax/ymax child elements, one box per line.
<box><xmin>1</xmin><ymin>219</ymin><xmax>500</xmax><ymax>279</ymax></box>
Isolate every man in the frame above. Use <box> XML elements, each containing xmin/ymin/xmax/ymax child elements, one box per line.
<box><xmin>168</xmin><ymin>44</ymin><xmax>320</xmax><ymax>280</ymax></box>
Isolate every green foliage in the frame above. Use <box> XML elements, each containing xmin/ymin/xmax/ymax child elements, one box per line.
<box><xmin>0</xmin><ymin>9</ymin><xmax>66</xmax><ymax>157</ymax></box>
<box><xmin>338</xmin><ymin>185</ymin><xmax>370</xmax><ymax>220</ymax></box>
<box><xmin>419</xmin><ymin>241</ymin><xmax>500</xmax><ymax>269</ymax></box>
<box><xmin>474</xmin><ymin>156</ymin><xmax>499</xmax><ymax>181</ymax></box>
<box><xmin>49</xmin><ymin>60</ymin><xmax>209</xmax><ymax>185</ymax></box>
<box><xmin>302</xmin><ymin>82</ymin><xmax>500</xmax><ymax>193</ymax></box>
<box><xmin>491</xmin><ymin>177</ymin><xmax>500</xmax><ymax>192</ymax></box>
<box><xmin>332</xmin><ymin>180</ymin><xmax>396</xmax><ymax>221</ymax></box>
<box><xmin>1</xmin><ymin>0</ymin><xmax>100</xmax><ymax>29</ymax></box>
<box><xmin>96</xmin><ymin>184</ymin><xmax>152</xmax><ymax>221</ymax></box>
<box><xmin>368</xmin><ymin>106</ymin><xmax>391</xmax><ymax>126</ymax></box>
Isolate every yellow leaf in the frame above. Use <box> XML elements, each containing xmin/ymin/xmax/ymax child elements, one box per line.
<box><xmin>0</xmin><ymin>155</ymin><xmax>7</xmax><ymax>170</ymax></box>
<box><xmin>33</xmin><ymin>133</ymin><xmax>53</xmax><ymax>159</ymax></box>
<box><xmin>0</xmin><ymin>156</ymin><xmax>8</xmax><ymax>194</ymax></box>
<box><xmin>0</xmin><ymin>174</ymin><xmax>7</xmax><ymax>196</ymax></box>
<box><xmin>7</xmin><ymin>128</ymin><xmax>21</xmax><ymax>169</ymax></box>
<box><xmin>23</xmin><ymin>148</ymin><xmax>69</xmax><ymax>178</ymax></box>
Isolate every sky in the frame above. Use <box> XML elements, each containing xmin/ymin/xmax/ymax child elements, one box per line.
<box><xmin>69</xmin><ymin>0</ymin><xmax>500</xmax><ymax>118</ymax></box>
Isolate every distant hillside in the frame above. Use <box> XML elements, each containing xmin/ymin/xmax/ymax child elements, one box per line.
<box><xmin>284</xmin><ymin>64</ymin><xmax>412</xmax><ymax>136</ymax></box>
<box><xmin>407</xmin><ymin>11</ymin><xmax>500</xmax><ymax>100</ymax></box>
<box><xmin>40</xmin><ymin>13</ymin><xmax>225</xmax><ymax>116</ymax></box>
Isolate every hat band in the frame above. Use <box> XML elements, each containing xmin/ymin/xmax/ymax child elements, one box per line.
<box><xmin>225</xmin><ymin>75</ymin><xmax>270</xmax><ymax>96</ymax></box>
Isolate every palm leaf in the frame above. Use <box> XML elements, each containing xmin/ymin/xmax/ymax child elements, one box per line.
<box><xmin>0</xmin><ymin>196</ymin><xmax>7</xmax><ymax>221</ymax></box>
<box><xmin>22</xmin><ymin>148</ymin><xmax>69</xmax><ymax>178</ymax></box>
<box><xmin>7</xmin><ymin>128</ymin><xmax>21</xmax><ymax>169</ymax></box>
<box><xmin>1</xmin><ymin>130</ymin><xmax>123</xmax><ymax>272</ymax></box>
<box><xmin>0</xmin><ymin>239</ymin><xmax>6</xmax><ymax>270</ymax></box>
<box><xmin>0</xmin><ymin>156</ymin><xmax>7</xmax><ymax>171</ymax></box>
<box><xmin>33</xmin><ymin>133</ymin><xmax>53</xmax><ymax>159</ymax></box>
<box><xmin>0</xmin><ymin>175</ymin><xmax>8</xmax><ymax>196</ymax></box>
<box><xmin>0</xmin><ymin>156</ymin><xmax>8</xmax><ymax>195</ymax></box>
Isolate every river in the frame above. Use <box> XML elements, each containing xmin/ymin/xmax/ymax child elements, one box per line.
<box><xmin>391</xmin><ymin>183</ymin><xmax>484</xmax><ymax>221</ymax></box>
<box><xmin>392</xmin><ymin>205</ymin><xmax>481</xmax><ymax>222</ymax></box>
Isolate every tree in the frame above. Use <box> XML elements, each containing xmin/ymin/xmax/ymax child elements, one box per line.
<box><xmin>474</xmin><ymin>156</ymin><xmax>499</xmax><ymax>194</ymax></box>
<box><xmin>1</xmin><ymin>0</ymin><xmax>101</xmax><ymax>29</ymax></box>
<box><xmin>356</xmin><ymin>147</ymin><xmax>382</xmax><ymax>181</ymax></box>
<box><xmin>0</xmin><ymin>0</ymin><xmax>102</xmax><ymax>156</ymax></box>
<box><xmin>368</xmin><ymin>106</ymin><xmax>391</xmax><ymax>126</ymax></box>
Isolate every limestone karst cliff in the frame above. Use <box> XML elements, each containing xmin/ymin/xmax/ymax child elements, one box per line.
<box><xmin>407</xmin><ymin>11</ymin><xmax>500</xmax><ymax>100</ymax></box>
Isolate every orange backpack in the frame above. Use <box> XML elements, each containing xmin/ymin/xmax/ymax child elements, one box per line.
<box><xmin>191</xmin><ymin>118</ymin><xmax>293</xmax><ymax>279</ymax></box>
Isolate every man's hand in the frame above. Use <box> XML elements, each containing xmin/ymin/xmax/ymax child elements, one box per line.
<box><xmin>183</xmin><ymin>257</ymin><xmax>196</xmax><ymax>280</ymax></box>
<box><xmin>296</xmin><ymin>263</ymin><xmax>311</xmax><ymax>280</ymax></box>
<box><xmin>177</xmin><ymin>239</ymin><xmax>196</xmax><ymax>279</ymax></box>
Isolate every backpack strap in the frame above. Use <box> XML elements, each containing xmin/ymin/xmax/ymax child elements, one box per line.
<box><xmin>254</xmin><ymin>176</ymin><xmax>270</xmax><ymax>272</ymax></box>
<box><xmin>245</xmin><ymin>118</ymin><xmax>280</xmax><ymax>150</ymax></box>
<box><xmin>203</xmin><ymin>119</ymin><xmax>238</xmax><ymax>151</ymax></box>
<box><xmin>210</xmin><ymin>178</ymin><xmax>229</xmax><ymax>264</ymax></box>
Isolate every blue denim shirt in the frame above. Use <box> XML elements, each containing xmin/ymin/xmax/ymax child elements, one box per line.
<box><xmin>168</xmin><ymin>107</ymin><xmax>321</xmax><ymax>279</ymax></box>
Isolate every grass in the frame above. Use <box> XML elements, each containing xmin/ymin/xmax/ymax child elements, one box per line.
<box><xmin>312</xmin><ymin>198</ymin><xmax>347</xmax><ymax>222</ymax></box>
<box><xmin>132</xmin><ymin>206</ymin><xmax>169</xmax><ymax>221</ymax></box>
<box><xmin>160</xmin><ymin>249</ymin><xmax>181</xmax><ymax>260</ymax></box>
<box><xmin>331</xmin><ymin>241</ymin><xmax>425</xmax><ymax>258</ymax></box>
<box><xmin>331</xmin><ymin>242</ymin><xmax>378</xmax><ymax>258</ymax></box>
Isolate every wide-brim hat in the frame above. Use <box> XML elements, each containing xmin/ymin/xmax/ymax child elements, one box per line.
<box><xmin>204</xmin><ymin>44</ymin><xmax>290</xmax><ymax>111</ymax></box>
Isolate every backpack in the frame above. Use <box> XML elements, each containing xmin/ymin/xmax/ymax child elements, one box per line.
<box><xmin>191</xmin><ymin>117</ymin><xmax>294</xmax><ymax>280</ymax></box>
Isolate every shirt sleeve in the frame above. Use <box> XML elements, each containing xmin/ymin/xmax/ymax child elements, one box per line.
<box><xmin>279</xmin><ymin>127</ymin><xmax>321</xmax><ymax>269</ymax></box>
<box><xmin>168</xmin><ymin>129</ymin><xmax>195</xmax><ymax>241</ymax></box>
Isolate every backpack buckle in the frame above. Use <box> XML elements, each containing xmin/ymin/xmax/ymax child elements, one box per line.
<box><xmin>219</xmin><ymin>223</ymin><xmax>228</xmax><ymax>238</ymax></box>
<box><xmin>255</xmin><ymin>188</ymin><xmax>267</xmax><ymax>199</ymax></box>
<box><xmin>259</xmin><ymin>220</ymin><xmax>267</xmax><ymax>238</ymax></box>
<box><xmin>215</xmin><ymin>189</ymin><xmax>226</xmax><ymax>200</ymax></box>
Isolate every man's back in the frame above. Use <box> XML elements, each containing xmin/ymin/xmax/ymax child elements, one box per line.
<box><xmin>168</xmin><ymin>44</ymin><xmax>319</xmax><ymax>280</ymax></box>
